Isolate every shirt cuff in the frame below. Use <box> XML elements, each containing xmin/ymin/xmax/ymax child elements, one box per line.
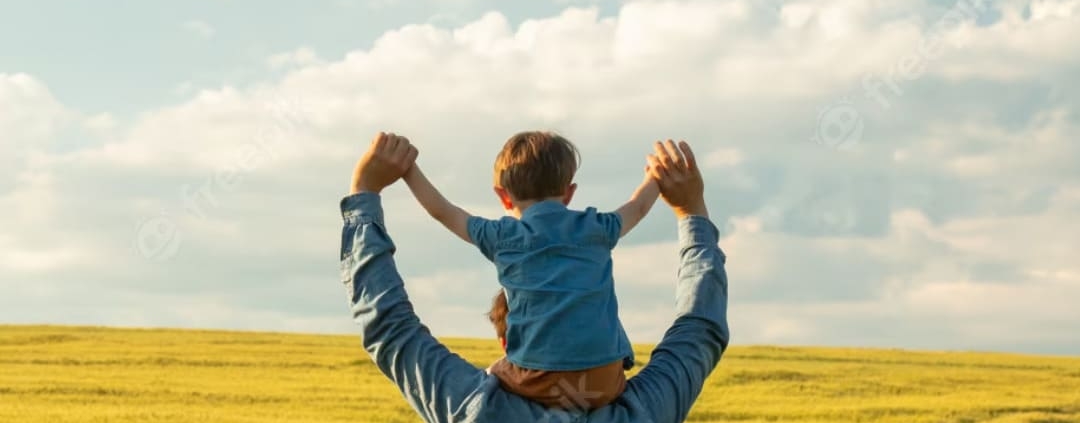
<box><xmin>677</xmin><ymin>215</ymin><xmax>720</xmax><ymax>249</ymax></box>
<box><xmin>340</xmin><ymin>192</ymin><xmax>384</xmax><ymax>226</ymax></box>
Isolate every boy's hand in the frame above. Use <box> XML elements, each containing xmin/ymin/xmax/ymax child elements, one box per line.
<box><xmin>350</xmin><ymin>132</ymin><xmax>418</xmax><ymax>194</ymax></box>
<box><xmin>643</xmin><ymin>161</ymin><xmax>659</xmax><ymax>183</ymax></box>
<box><xmin>647</xmin><ymin>140</ymin><xmax>708</xmax><ymax>219</ymax></box>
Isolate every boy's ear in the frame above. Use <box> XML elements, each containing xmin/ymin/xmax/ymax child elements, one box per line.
<box><xmin>561</xmin><ymin>183</ymin><xmax>577</xmax><ymax>206</ymax></box>
<box><xmin>493</xmin><ymin>186</ymin><xmax>514</xmax><ymax>211</ymax></box>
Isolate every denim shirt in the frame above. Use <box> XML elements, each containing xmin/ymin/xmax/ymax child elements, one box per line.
<box><xmin>341</xmin><ymin>193</ymin><xmax>730</xmax><ymax>423</ymax></box>
<box><xmin>467</xmin><ymin>201</ymin><xmax>634</xmax><ymax>371</ymax></box>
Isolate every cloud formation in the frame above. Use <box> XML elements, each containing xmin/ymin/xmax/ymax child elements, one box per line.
<box><xmin>2</xmin><ymin>0</ymin><xmax>1078</xmax><ymax>354</ymax></box>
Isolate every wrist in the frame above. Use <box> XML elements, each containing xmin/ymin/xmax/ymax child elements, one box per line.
<box><xmin>351</xmin><ymin>182</ymin><xmax>382</xmax><ymax>195</ymax></box>
<box><xmin>672</xmin><ymin>202</ymin><xmax>708</xmax><ymax>220</ymax></box>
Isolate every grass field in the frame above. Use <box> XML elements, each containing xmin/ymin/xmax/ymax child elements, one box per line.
<box><xmin>2</xmin><ymin>325</ymin><xmax>1079</xmax><ymax>422</ymax></box>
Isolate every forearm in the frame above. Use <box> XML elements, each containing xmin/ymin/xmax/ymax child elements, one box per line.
<box><xmin>403</xmin><ymin>166</ymin><xmax>454</xmax><ymax>219</ymax></box>
<box><xmin>673</xmin><ymin>201</ymin><xmax>709</xmax><ymax>220</ymax></box>
<box><xmin>674</xmin><ymin>215</ymin><xmax>728</xmax><ymax>328</ymax></box>
<box><xmin>624</xmin><ymin>215</ymin><xmax>728</xmax><ymax>423</ymax></box>
<box><xmin>339</xmin><ymin>193</ymin><xmax>486</xmax><ymax>423</ymax></box>
<box><xmin>339</xmin><ymin>194</ymin><xmax>412</xmax><ymax>342</ymax></box>
<box><xmin>628</xmin><ymin>178</ymin><xmax>660</xmax><ymax>216</ymax></box>
<box><xmin>616</xmin><ymin>178</ymin><xmax>661</xmax><ymax>237</ymax></box>
<box><xmin>403</xmin><ymin>166</ymin><xmax>472</xmax><ymax>242</ymax></box>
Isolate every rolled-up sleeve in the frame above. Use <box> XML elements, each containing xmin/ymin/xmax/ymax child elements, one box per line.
<box><xmin>674</xmin><ymin>215</ymin><xmax>728</xmax><ymax>329</ymax></box>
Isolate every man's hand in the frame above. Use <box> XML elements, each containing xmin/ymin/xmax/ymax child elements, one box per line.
<box><xmin>350</xmin><ymin>132</ymin><xmax>418</xmax><ymax>194</ymax></box>
<box><xmin>647</xmin><ymin>140</ymin><xmax>708</xmax><ymax>219</ymax></box>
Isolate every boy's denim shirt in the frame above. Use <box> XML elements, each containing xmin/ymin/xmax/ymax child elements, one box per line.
<box><xmin>468</xmin><ymin>200</ymin><xmax>635</xmax><ymax>372</ymax></box>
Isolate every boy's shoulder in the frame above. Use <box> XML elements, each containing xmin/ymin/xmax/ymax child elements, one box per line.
<box><xmin>473</xmin><ymin>215</ymin><xmax>521</xmax><ymax>229</ymax></box>
<box><xmin>474</xmin><ymin>215</ymin><xmax>528</xmax><ymax>236</ymax></box>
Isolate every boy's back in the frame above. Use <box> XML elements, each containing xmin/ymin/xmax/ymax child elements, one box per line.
<box><xmin>469</xmin><ymin>200</ymin><xmax>634</xmax><ymax>371</ymax></box>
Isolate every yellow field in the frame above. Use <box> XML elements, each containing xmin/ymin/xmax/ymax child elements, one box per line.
<box><xmin>1</xmin><ymin>325</ymin><xmax>1078</xmax><ymax>423</ymax></box>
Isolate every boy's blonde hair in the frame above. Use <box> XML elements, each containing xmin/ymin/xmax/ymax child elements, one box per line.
<box><xmin>493</xmin><ymin>131</ymin><xmax>580</xmax><ymax>201</ymax></box>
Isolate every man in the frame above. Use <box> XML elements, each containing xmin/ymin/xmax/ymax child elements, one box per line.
<box><xmin>340</xmin><ymin>132</ymin><xmax>730</xmax><ymax>423</ymax></box>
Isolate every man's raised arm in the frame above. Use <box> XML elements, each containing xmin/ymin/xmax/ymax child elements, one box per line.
<box><xmin>615</xmin><ymin>140</ymin><xmax>730</xmax><ymax>423</ymax></box>
<box><xmin>340</xmin><ymin>132</ymin><xmax>493</xmax><ymax>423</ymax></box>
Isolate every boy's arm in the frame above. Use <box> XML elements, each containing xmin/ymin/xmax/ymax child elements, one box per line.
<box><xmin>402</xmin><ymin>164</ymin><xmax>473</xmax><ymax>243</ymax></box>
<box><xmin>614</xmin><ymin>175</ymin><xmax>661</xmax><ymax>238</ymax></box>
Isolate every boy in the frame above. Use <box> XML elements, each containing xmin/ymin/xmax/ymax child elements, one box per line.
<box><xmin>402</xmin><ymin>131</ymin><xmax>659</xmax><ymax>410</ymax></box>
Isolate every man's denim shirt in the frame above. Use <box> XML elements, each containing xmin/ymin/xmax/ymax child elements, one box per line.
<box><xmin>468</xmin><ymin>200</ymin><xmax>634</xmax><ymax>371</ymax></box>
<box><xmin>340</xmin><ymin>192</ymin><xmax>730</xmax><ymax>422</ymax></box>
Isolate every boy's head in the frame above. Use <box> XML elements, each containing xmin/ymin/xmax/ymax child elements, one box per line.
<box><xmin>493</xmin><ymin>131</ymin><xmax>579</xmax><ymax>211</ymax></box>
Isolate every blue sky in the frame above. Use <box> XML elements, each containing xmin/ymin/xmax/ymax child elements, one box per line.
<box><xmin>2</xmin><ymin>0</ymin><xmax>1079</xmax><ymax>355</ymax></box>
<box><xmin>0</xmin><ymin>0</ymin><xmax>621</xmax><ymax>115</ymax></box>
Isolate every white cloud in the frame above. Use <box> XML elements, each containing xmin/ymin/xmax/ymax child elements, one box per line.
<box><xmin>0</xmin><ymin>234</ymin><xmax>90</xmax><ymax>273</ymax></box>
<box><xmin>0</xmin><ymin>73</ymin><xmax>73</xmax><ymax>195</ymax></box>
<box><xmin>703</xmin><ymin>147</ymin><xmax>744</xmax><ymax>168</ymax></box>
<box><xmin>3</xmin><ymin>0</ymin><xmax>1080</xmax><ymax>354</ymax></box>
<box><xmin>266</xmin><ymin>47</ymin><xmax>323</xmax><ymax>70</ymax></box>
<box><xmin>0</xmin><ymin>73</ymin><xmax>69</xmax><ymax>144</ymax></box>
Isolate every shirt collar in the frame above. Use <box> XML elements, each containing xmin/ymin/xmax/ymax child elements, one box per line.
<box><xmin>521</xmin><ymin>200</ymin><xmax>567</xmax><ymax>219</ymax></box>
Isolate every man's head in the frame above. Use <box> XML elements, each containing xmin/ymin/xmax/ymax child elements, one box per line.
<box><xmin>487</xmin><ymin>289</ymin><xmax>509</xmax><ymax>350</ymax></box>
<box><xmin>492</xmin><ymin>131</ymin><xmax>580</xmax><ymax>212</ymax></box>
